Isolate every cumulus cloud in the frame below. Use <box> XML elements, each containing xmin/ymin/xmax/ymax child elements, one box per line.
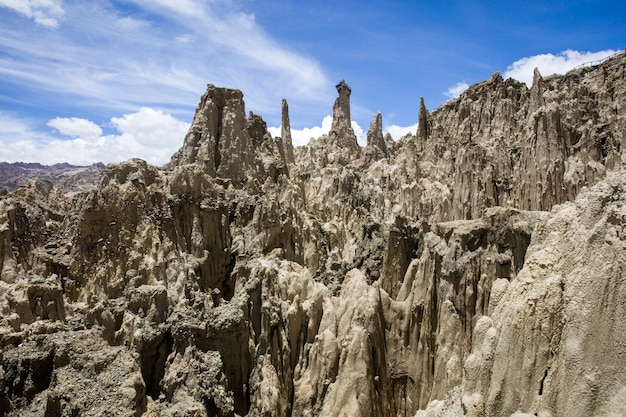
<box><xmin>0</xmin><ymin>0</ymin><xmax>64</xmax><ymax>28</ymax></box>
<box><xmin>352</xmin><ymin>121</ymin><xmax>365</xmax><ymax>147</ymax></box>
<box><xmin>444</xmin><ymin>81</ymin><xmax>470</xmax><ymax>99</ymax></box>
<box><xmin>269</xmin><ymin>116</ymin><xmax>366</xmax><ymax>147</ymax></box>
<box><xmin>109</xmin><ymin>107</ymin><xmax>190</xmax><ymax>163</ymax></box>
<box><xmin>384</xmin><ymin>123</ymin><xmax>417</xmax><ymax>140</ymax></box>
<box><xmin>48</xmin><ymin>117</ymin><xmax>102</xmax><ymax>139</ymax></box>
<box><xmin>504</xmin><ymin>49</ymin><xmax>619</xmax><ymax>87</ymax></box>
<box><xmin>0</xmin><ymin>108</ymin><xmax>189</xmax><ymax>166</ymax></box>
<box><xmin>269</xmin><ymin>116</ymin><xmax>332</xmax><ymax>147</ymax></box>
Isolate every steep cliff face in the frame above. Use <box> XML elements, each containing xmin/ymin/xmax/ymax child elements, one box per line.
<box><xmin>1</xmin><ymin>52</ymin><xmax>625</xmax><ymax>417</ymax></box>
<box><xmin>417</xmin><ymin>168</ymin><xmax>626</xmax><ymax>417</ymax></box>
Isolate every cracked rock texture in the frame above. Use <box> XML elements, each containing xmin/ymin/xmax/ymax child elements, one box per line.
<box><xmin>1</xmin><ymin>52</ymin><xmax>625</xmax><ymax>416</ymax></box>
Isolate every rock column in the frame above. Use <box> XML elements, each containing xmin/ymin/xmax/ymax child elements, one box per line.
<box><xmin>281</xmin><ymin>99</ymin><xmax>296</xmax><ymax>163</ymax></box>
<box><xmin>330</xmin><ymin>80</ymin><xmax>359</xmax><ymax>150</ymax></box>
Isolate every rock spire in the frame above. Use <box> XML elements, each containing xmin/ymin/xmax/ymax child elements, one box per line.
<box><xmin>418</xmin><ymin>97</ymin><xmax>429</xmax><ymax>140</ymax></box>
<box><xmin>330</xmin><ymin>80</ymin><xmax>359</xmax><ymax>150</ymax></box>
<box><xmin>281</xmin><ymin>98</ymin><xmax>295</xmax><ymax>163</ymax></box>
<box><xmin>335</xmin><ymin>80</ymin><xmax>352</xmax><ymax>122</ymax></box>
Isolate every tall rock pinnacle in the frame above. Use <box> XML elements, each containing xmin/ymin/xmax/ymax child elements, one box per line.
<box><xmin>335</xmin><ymin>80</ymin><xmax>352</xmax><ymax>122</ymax></box>
<box><xmin>418</xmin><ymin>97</ymin><xmax>430</xmax><ymax>140</ymax></box>
<box><xmin>530</xmin><ymin>67</ymin><xmax>545</xmax><ymax>109</ymax></box>
<box><xmin>281</xmin><ymin>98</ymin><xmax>295</xmax><ymax>163</ymax></box>
<box><xmin>330</xmin><ymin>80</ymin><xmax>359</xmax><ymax>150</ymax></box>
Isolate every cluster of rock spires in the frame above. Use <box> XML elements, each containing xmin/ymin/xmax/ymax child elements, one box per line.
<box><xmin>1</xmin><ymin>51</ymin><xmax>625</xmax><ymax>417</ymax></box>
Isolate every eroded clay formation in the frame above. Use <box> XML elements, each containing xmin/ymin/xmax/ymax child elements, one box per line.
<box><xmin>1</xmin><ymin>52</ymin><xmax>625</xmax><ymax>417</ymax></box>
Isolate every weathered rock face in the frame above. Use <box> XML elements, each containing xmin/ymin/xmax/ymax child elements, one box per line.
<box><xmin>417</xmin><ymin>168</ymin><xmax>626</xmax><ymax>417</ymax></box>
<box><xmin>1</xmin><ymin>52</ymin><xmax>625</xmax><ymax>417</ymax></box>
<box><xmin>2</xmin><ymin>330</ymin><xmax>147</xmax><ymax>417</ymax></box>
<box><xmin>168</xmin><ymin>84</ymin><xmax>290</xmax><ymax>186</ymax></box>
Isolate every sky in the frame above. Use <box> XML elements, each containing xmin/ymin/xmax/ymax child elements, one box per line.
<box><xmin>0</xmin><ymin>0</ymin><xmax>624</xmax><ymax>166</ymax></box>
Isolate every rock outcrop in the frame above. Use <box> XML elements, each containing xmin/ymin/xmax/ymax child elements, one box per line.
<box><xmin>1</xmin><ymin>52</ymin><xmax>625</xmax><ymax>416</ymax></box>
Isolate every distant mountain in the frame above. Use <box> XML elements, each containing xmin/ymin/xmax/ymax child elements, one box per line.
<box><xmin>0</xmin><ymin>161</ymin><xmax>106</xmax><ymax>195</ymax></box>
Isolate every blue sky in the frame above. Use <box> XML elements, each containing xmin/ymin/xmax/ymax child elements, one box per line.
<box><xmin>0</xmin><ymin>0</ymin><xmax>624</xmax><ymax>165</ymax></box>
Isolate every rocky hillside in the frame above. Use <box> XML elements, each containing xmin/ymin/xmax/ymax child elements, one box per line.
<box><xmin>1</xmin><ymin>52</ymin><xmax>625</xmax><ymax>417</ymax></box>
<box><xmin>0</xmin><ymin>162</ymin><xmax>106</xmax><ymax>195</ymax></box>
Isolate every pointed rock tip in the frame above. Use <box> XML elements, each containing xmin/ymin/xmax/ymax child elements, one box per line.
<box><xmin>532</xmin><ymin>67</ymin><xmax>543</xmax><ymax>83</ymax></box>
<box><xmin>489</xmin><ymin>72</ymin><xmax>503</xmax><ymax>83</ymax></box>
<box><xmin>419</xmin><ymin>97</ymin><xmax>428</xmax><ymax>114</ymax></box>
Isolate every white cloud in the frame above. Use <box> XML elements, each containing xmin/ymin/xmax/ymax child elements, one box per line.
<box><xmin>384</xmin><ymin>123</ymin><xmax>417</xmax><ymax>140</ymax></box>
<box><xmin>48</xmin><ymin>117</ymin><xmax>102</xmax><ymax>139</ymax></box>
<box><xmin>0</xmin><ymin>0</ymin><xmax>64</xmax><ymax>28</ymax></box>
<box><xmin>504</xmin><ymin>49</ymin><xmax>619</xmax><ymax>87</ymax></box>
<box><xmin>0</xmin><ymin>112</ymin><xmax>57</xmax><ymax>161</ymax></box>
<box><xmin>0</xmin><ymin>108</ymin><xmax>189</xmax><ymax>166</ymax></box>
<box><xmin>269</xmin><ymin>116</ymin><xmax>366</xmax><ymax>147</ymax></box>
<box><xmin>109</xmin><ymin>107</ymin><xmax>190</xmax><ymax>163</ymax></box>
<box><xmin>268</xmin><ymin>115</ymin><xmax>333</xmax><ymax>147</ymax></box>
<box><xmin>444</xmin><ymin>81</ymin><xmax>470</xmax><ymax>99</ymax></box>
<box><xmin>352</xmin><ymin>121</ymin><xmax>365</xmax><ymax>147</ymax></box>
<box><xmin>0</xmin><ymin>112</ymin><xmax>39</xmax><ymax>141</ymax></box>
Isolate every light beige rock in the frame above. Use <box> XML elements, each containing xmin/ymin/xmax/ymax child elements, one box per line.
<box><xmin>2</xmin><ymin>330</ymin><xmax>146</xmax><ymax>416</ymax></box>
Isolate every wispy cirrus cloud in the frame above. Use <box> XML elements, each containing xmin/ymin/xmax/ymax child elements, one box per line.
<box><xmin>0</xmin><ymin>0</ymin><xmax>64</xmax><ymax>28</ymax></box>
<box><xmin>0</xmin><ymin>0</ymin><xmax>334</xmax><ymax>165</ymax></box>
<box><xmin>0</xmin><ymin>0</ymin><xmax>330</xmax><ymax>120</ymax></box>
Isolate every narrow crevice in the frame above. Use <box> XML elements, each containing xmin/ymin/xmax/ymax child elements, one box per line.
<box><xmin>140</xmin><ymin>330</ymin><xmax>174</xmax><ymax>400</ymax></box>
<box><xmin>538</xmin><ymin>366</ymin><xmax>550</xmax><ymax>395</ymax></box>
<box><xmin>214</xmin><ymin>108</ymin><xmax>223</xmax><ymax>172</ymax></box>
